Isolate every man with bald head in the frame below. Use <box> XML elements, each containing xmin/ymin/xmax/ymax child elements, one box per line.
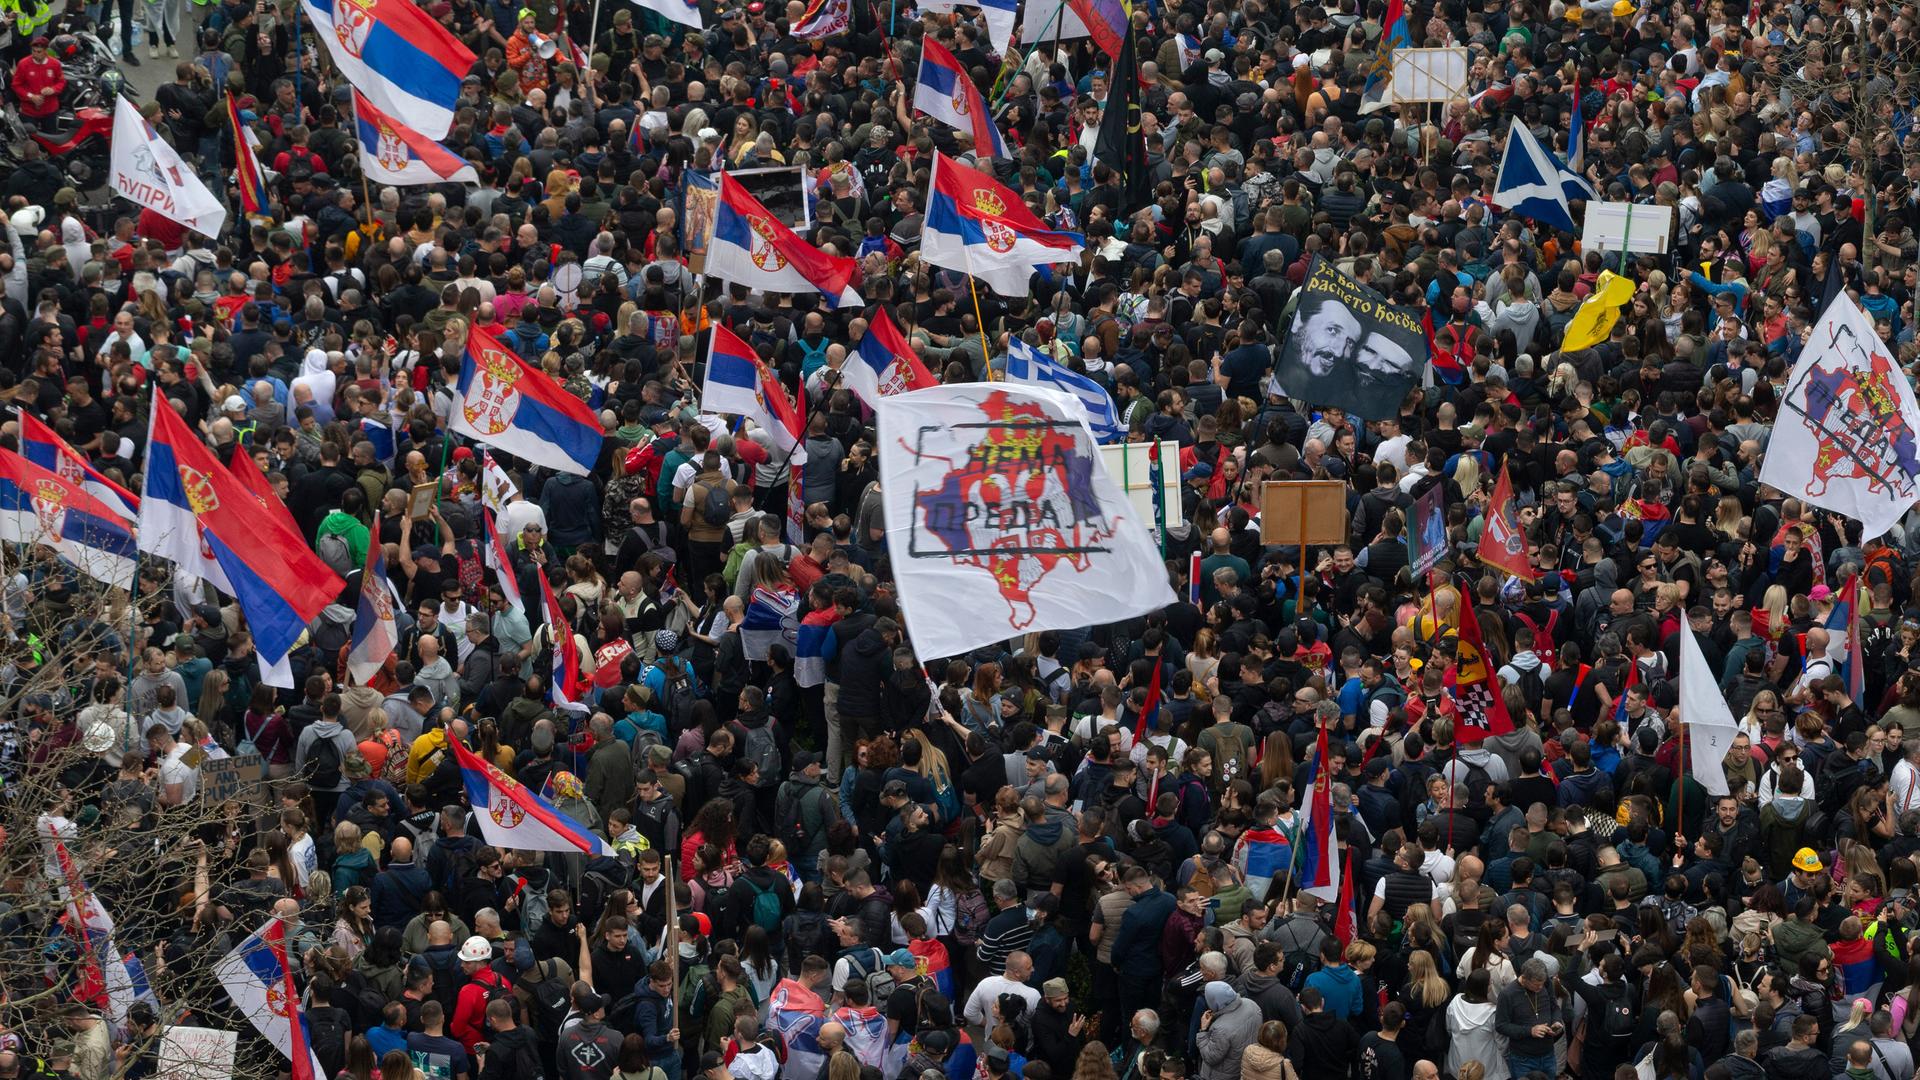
<box><xmin>1199</xmin><ymin>526</ymin><xmax>1251</xmax><ymax>606</ymax></box>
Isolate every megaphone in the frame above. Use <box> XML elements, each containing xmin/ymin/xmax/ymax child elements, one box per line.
<box><xmin>530</xmin><ymin>30</ymin><xmax>558</xmax><ymax>58</ymax></box>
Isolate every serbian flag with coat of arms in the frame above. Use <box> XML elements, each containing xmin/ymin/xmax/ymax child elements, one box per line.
<box><xmin>1292</xmin><ymin>722</ymin><xmax>1341</xmax><ymax>901</ymax></box>
<box><xmin>707</xmin><ymin>172</ymin><xmax>862</xmax><ymax>308</ymax></box>
<box><xmin>141</xmin><ymin>403</ymin><xmax>341</xmax><ymax>663</ymax></box>
<box><xmin>922</xmin><ymin>151</ymin><xmax>1085</xmax><ymax>297</ymax></box>
<box><xmin>0</xmin><ymin>449</ymin><xmax>136</xmax><ymax>590</ymax></box>
<box><xmin>845</xmin><ymin>306</ymin><xmax>938</xmax><ymax>409</ymax></box>
<box><xmin>213</xmin><ymin>917</ymin><xmax>327</xmax><ymax>1080</ymax></box>
<box><xmin>16</xmin><ymin>410</ymin><xmax>138</xmax><ymax>520</ymax></box>
<box><xmin>914</xmin><ymin>38</ymin><xmax>1010</xmax><ymax>159</ymax></box>
<box><xmin>536</xmin><ymin>565</ymin><xmax>589</xmax><ymax>710</ymax></box>
<box><xmin>354</xmin><ymin>89</ymin><xmax>477</xmax><ymax>186</ymax></box>
<box><xmin>452</xmin><ymin>737</ymin><xmax>612</xmax><ymax>855</ymax></box>
<box><xmin>299</xmin><ymin>0</ymin><xmax>473</xmax><ymax>139</ymax></box>
<box><xmin>1450</xmin><ymin>596</ymin><xmax>1516</xmax><ymax>742</ymax></box>
<box><xmin>346</xmin><ymin>512</ymin><xmax>401</xmax><ymax>685</ymax></box>
<box><xmin>703</xmin><ymin>323</ymin><xmax>805</xmax><ymax>456</ymax></box>
<box><xmin>452</xmin><ymin>322</ymin><xmax>603</xmax><ymax>476</ymax></box>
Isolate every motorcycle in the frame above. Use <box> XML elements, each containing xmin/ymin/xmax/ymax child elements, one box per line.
<box><xmin>0</xmin><ymin>101</ymin><xmax>114</xmax><ymax>189</ymax></box>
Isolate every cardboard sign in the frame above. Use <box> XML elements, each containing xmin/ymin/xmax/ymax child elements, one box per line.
<box><xmin>1259</xmin><ymin>480</ymin><xmax>1349</xmax><ymax>546</ymax></box>
<box><xmin>200</xmin><ymin>753</ymin><xmax>266</xmax><ymax>808</ymax></box>
<box><xmin>158</xmin><ymin>1026</ymin><xmax>236</xmax><ymax>1080</ymax></box>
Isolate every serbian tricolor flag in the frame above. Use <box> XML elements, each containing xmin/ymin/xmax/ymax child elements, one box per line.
<box><xmin>451</xmin><ymin>738</ymin><xmax>612</xmax><ymax>854</ymax></box>
<box><xmin>1469</xmin><ymin>83</ymin><xmax>1514</xmax><ymax>110</ymax></box>
<box><xmin>213</xmin><ymin>917</ymin><xmax>326</xmax><ymax>1080</ymax></box>
<box><xmin>47</xmin><ymin>840</ymin><xmax>141</xmax><ymax>1027</ymax></box>
<box><xmin>1451</xmin><ymin>597</ymin><xmax>1515</xmax><ymax>741</ymax></box>
<box><xmin>845</xmin><ymin>307</ymin><xmax>937</xmax><ymax>409</ymax></box>
<box><xmin>17</xmin><ymin>409</ymin><xmax>138</xmax><ymax>519</ymax></box>
<box><xmin>913</xmin><ymin>38</ymin><xmax>1010</xmax><ymax>159</ymax></box>
<box><xmin>922</xmin><ymin>151</ymin><xmax>1085</xmax><ymax>297</ymax></box>
<box><xmin>707</xmin><ymin>173</ymin><xmax>862</xmax><ymax>308</ymax></box>
<box><xmin>1131</xmin><ymin>655</ymin><xmax>1163</xmax><ymax>742</ymax></box>
<box><xmin>1293</xmin><ymin>722</ymin><xmax>1341</xmax><ymax>901</ymax></box>
<box><xmin>1189</xmin><ymin>552</ymin><xmax>1202</xmax><ymax>605</ymax></box>
<box><xmin>452</xmin><ymin>322</ymin><xmax>603</xmax><ymax>476</ymax></box>
<box><xmin>1422</xmin><ymin>308</ymin><xmax>1468</xmax><ymax>387</ymax></box>
<box><xmin>299</xmin><ymin>0</ymin><xmax>473</xmax><ymax>139</ymax></box>
<box><xmin>227</xmin><ymin>95</ymin><xmax>269</xmax><ymax>215</ymax></box>
<box><xmin>355</xmin><ymin>89</ymin><xmax>477</xmax><ymax>186</ymax></box>
<box><xmin>1827</xmin><ymin>574</ymin><xmax>1867</xmax><ymax>703</ymax></box>
<box><xmin>1612</xmin><ymin>656</ymin><xmax>1638</xmax><ymax>727</ymax></box>
<box><xmin>536</xmin><ymin>566</ymin><xmax>588</xmax><ymax>710</ymax></box>
<box><xmin>142</xmin><ymin>403</ymin><xmax>341</xmax><ymax>663</ymax></box>
<box><xmin>481</xmin><ymin>507</ymin><xmax>524</xmax><ymax>614</ymax></box>
<box><xmin>346</xmin><ymin>512</ymin><xmax>401</xmax><ymax>685</ymax></box>
<box><xmin>0</xmin><ymin>449</ymin><xmax>137</xmax><ymax>590</ymax></box>
<box><xmin>1480</xmin><ymin>463</ymin><xmax>1535</xmax><ymax>581</ymax></box>
<box><xmin>703</xmin><ymin>323</ymin><xmax>805</xmax><ymax>457</ymax></box>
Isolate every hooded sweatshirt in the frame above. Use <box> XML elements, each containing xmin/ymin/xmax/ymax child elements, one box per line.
<box><xmin>292</xmin><ymin>349</ymin><xmax>338</xmax><ymax>424</ymax></box>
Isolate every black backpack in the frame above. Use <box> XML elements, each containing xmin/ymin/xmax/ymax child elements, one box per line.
<box><xmin>654</xmin><ymin>659</ymin><xmax>697</xmax><ymax>735</ymax></box>
<box><xmin>306</xmin><ymin>734</ymin><xmax>344</xmax><ymax>790</ymax></box>
<box><xmin>308</xmin><ymin>1006</ymin><xmax>353</xmax><ymax>1079</ymax></box>
<box><xmin>521</xmin><ymin>958</ymin><xmax>571</xmax><ymax>1042</ymax></box>
<box><xmin>1599</xmin><ymin>984</ymin><xmax>1637</xmax><ymax>1042</ymax></box>
<box><xmin>578</xmin><ymin>866</ymin><xmax>629</xmax><ymax>928</ymax></box>
<box><xmin>775</xmin><ymin>781</ymin><xmax>823</xmax><ymax>854</ymax></box>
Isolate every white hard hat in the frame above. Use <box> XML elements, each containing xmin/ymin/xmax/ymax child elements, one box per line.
<box><xmin>458</xmin><ymin>936</ymin><xmax>493</xmax><ymax>963</ymax></box>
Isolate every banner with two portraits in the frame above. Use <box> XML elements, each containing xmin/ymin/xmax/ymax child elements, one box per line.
<box><xmin>1274</xmin><ymin>256</ymin><xmax>1429</xmax><ymax>420</ymax></box>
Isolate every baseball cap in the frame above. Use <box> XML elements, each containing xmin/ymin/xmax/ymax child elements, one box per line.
<box><xmin>701</xmin><ymin>1052</ymin><xmax>726</xmax><ymax>1075</ymax></box>
<box><xmin>883</xmin><ymin>948</ymin><xmax>917</xmax><ymax>968</ymax></box>
<box><xmin>223</xmin><ymin>394</ymin><xmax>247</xmax><ymax>412</ymax></box>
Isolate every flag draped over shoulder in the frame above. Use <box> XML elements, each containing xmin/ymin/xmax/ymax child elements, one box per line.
<box><xmin>742</xmin><ymin>584</ymin><xmax>801</xmax><ymax>662</ymax></box>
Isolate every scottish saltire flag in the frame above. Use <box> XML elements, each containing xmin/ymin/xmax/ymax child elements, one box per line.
<box><xmin>300</xmin><ymin>0</ymin><xmax>473</xmax><ymax>139</ymax></box>
<box><xmin>1494</xmin><ymin>122</ymin><xmax>1582</xmax><ymax>232</ymax></box>
<box><xmin>346</xmin><ymin>513</ymin><xmax>400</xmax><ymax>685</ymax></box>
<box><xmin>481</xmin><ymin>507</ymin><xmax>524</xmax><ymax>614</ymax></box>
<box><xmin>846</xmin><ymin>307</ymin><xmax>937</xmax><ymax>409</ymax></box>
<box><xmin>16</xmin><ymin>410</ymin><xmax>138</xmax><ymax>519</ymax></box>
<box><xmin>453</xmin><ymin>322</ymin><xmax>603</xmax><ymax>476</ymax></box>
<box><xmin>768</xmin><ymin>980</ymin><xmax>828</xmax><ymax>1080</ymax></box>
<box><xmin>536</xmin><ymin>567</ymin><xmax>588</xmax><ymax>710</ymax></box>
<box><xmin>227</xmin><ymin>95</ymin><xmax>269</xmax><ymax>215</ymax></box>
<box><xmin>914</xmin><ymin>39</ymin><xmax>1010</xmax><ymax>159</ymax></box>
<box><xmin>742</xmin><ymin>584</ymin><xmax>801</xmax><ymax>662</ymax></box>
<box><xmin>703</xmin><ymin>323</ymin><xmax>805</xmax><ymax>455</ymax></box>
<box><xmin>353</xmin><ymin>90</ymin><xmax>478</xmax><ymax>186</ymax></box>
<box><xmin>630</xmin><ymin>0</ymin><xmax>704</xmax><ymax>29</ymax></box>
<box><xmin>792</xmin><ymin>0</ymin><xmax>850</xmax><ymax>37</ymax></box>
<box><xmin>1003</xmin><ymin>339</ymin><xmax>1123</xmax><ymax>442</ymax></box>
<box><xmin>0</xmin><ymin>450</ymin><xmax>136</xmax><ymax>589</ymax></box>
<box><xmin>1294</xmin><ymin>722</ymin><xmax>1341</xmax><ymax>901</ymax></box>
<box><xmin>213</xmin><ymin>917</ymin><xmax>326</xmax><ymax>1080</ymax></box>
<box><xmin>795</xmin><ymin>609</ymin><xmax>840</xmax><ymax>688</ymax></box>
<box><xmin>922</xmin><ymin>151</ymin><xmax>1084</xmax><ymax>296</ymax></box>
<box><xmin>708</xmin><ymin>173</ymin><xmax>862</xmax><ymax>308</ymax></box>
<box><xmin>143</xmin><ymin>402</ymin><xmax>342</xmax><ymax>662</ymax></box>
<box><xmin>1359</xmin><ymin>0</ymin><xmax>1409</xmax><ymax>113</ymax></box>
<box><xmin>452</xmin><ymin>737</ymin><xmax>612</xmax><ymax>854</ymax></box>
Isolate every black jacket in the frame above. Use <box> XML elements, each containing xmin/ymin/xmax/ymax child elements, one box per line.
<box><xmin>836</xmin><ymin>628</ymin><xmax>892</xmax><ymax>720</ymax></box>
<box><xmin>478</xmin><ymin>1025</ymin><xmax>541</xmax><ymax>1080</ymax></box>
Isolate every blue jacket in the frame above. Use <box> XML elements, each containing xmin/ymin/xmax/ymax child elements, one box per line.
<box><xmin>1305</xmin><ymin>962</ymin><xmax>1363</xmax><ymax>1019</ymax></box>
<box><xmin>1110</xmin><ymin>887</ymin><xmax>1177</xmax><ymax>979</ymax></box>
<box><xmin>371</xmin><ymin>861</ymin><xmax>432</xmax><ymax>929</ymax></box>
<box><xmin>631</xmin><ymin>980</ymin><xmax>677</xmax><ymax>1067</ymax></box>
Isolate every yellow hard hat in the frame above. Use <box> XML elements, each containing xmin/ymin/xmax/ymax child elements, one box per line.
<box><xmin>1791</xmin><ymin>847</ymin><xmax>1824</xmax><ymax>873</ymax></box>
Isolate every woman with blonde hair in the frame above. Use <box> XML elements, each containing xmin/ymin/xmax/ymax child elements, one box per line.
<box><xmin>1753</xmin><ymin>583</ymin><xmax>1790</xmax><ymax>644</ymax></box>
<box><xmin>1187</xmin><ymin>628</ymin><xmax>1221</xmax><ymax>692</ymax></box>
<box><xmin>1256</xmin><ymin>731</ymin><xmax>1294</xmax><ymax>794</ymax></box>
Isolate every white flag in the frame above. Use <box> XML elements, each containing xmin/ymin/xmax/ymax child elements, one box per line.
<box><xmin>110</xmin><ymin>97</ymin><xmax>226</xmax><ymax>239</ymax></box>
<box><xmin>481</xmin><ymin>451</ymin><xmax>519</xmax><ymax>513</ymax></box>
<box><xmin>1759</xmin><ymin>293</ymin><xmax>1920</xmax><ymax>541</ymax></box>
<box><xmin>1679</xmin><ymin>619</ymin><xmax>1738</xmax><ymax>797</ymax></box>
<box><xmin>628</xmin><ymin>0</ymin><xmax>705</xmax><ymax>28</ymax></box>
<box><xmin>875</xmin><ymin>383</ymin><xmax>1175</xmax><ymax>660</ymax></box>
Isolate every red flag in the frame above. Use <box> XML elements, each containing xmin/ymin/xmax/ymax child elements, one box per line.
<box><xmin>1132</xmin><ymin>656</ymin><xmax>1163</xmax><ymax>743</ymax></box>
<box><xmin>1480</xmin><ymin>463</ymin><xmax>1537</xmax><ymax>581</ymax></box>
<box><xmin>1333</xmin><ymin>851</ymin><xmax>1356</xmax><ymax>947</ymax></box>
<box><xmin>1452</xmin><ymin>597</ymin><xmax>1514</xmax><ymax>741</ymax></box>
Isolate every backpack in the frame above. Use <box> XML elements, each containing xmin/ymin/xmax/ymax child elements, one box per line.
<box><xmin>845</xmin><ymin>947</ymin><xmax>896</xmax><ymax>1003</ymax></box>
<box><xmin>734</xmin><ymin>719</ymin><xmax>780</xmax><ymax>788</ymax></box>
<box><xmin>578</xmin><ymin>868</ymin><xmax>627</xmax><ymax>927</ymax></box>
<box><xmin>305</xmin><ymin>734</ymin><xmax>344</xmax><ymax>790</ymax></box>
<box><xmin>1208</xmin><ymin>724</ymin><xmax>1251</xmax><ymax>790</ymax></box>
<box><xmin>742</xmin><ymin>875</ymin><xmax>786</xmax><ymax>934</ymax></box>
<box><xmin>784</xmin><ymin>910</ymin><xmax>834</xmax><ymax>969</ymax></box>
<box><xmin>307</xmin><ymin>1006</ymin><xmax>352</xmax><ymax>1078</ymax></box>
<box><xmin>775</xmin><ymin>780</ymin><xmax>825</xmax><ymax>854</ymax></box>
<box><xmin>1460</xmin><ymin>758</ymin><xmax>1494</xmax><ymax>806</ymax></box>
<box><xmin>627</xmin><ymin>726</ymin><xmax>665</xmax><ymax>774</ymax></box>
<box><xmin>951</xmin><ymin>887</ymin><xmax>989</xmax><ymax>947</ymax></box>
<box><xmin>237</xmin><ymin>710</ymin><xmax>264</xmax><ymax>757</ymax></box>
<box><xmin>653</xmin><ymin>659</ymin><xmax>697</xmax><ymax>735</ymax></box>
<box><xmin>633</xmin><ymin>794</ymin><xmax>682</xmax><ymax>855</ymax></box>
<box><xmin>1513</xmin><ymin>610</ymin><xmax>1560</xmax><ymax>668</ymax></box>
<box><xmin>1600</xmin><ymin>984</ymin><xmax>1637</xmax><ymax>1041</ymax></box>
<box><xmin>700</xmin><ymin>476</ymin><xmax>731</xmax><ymax>526</ymax></box>
<box><xmin>521</xmin><ymin>958</ymin><xmax>571</xmax><ymax>1041</ymax></box>
<box><xmin>316</xmin><ymin>533</ymin><xmax>355</xmax><ymax>576</ymax></box>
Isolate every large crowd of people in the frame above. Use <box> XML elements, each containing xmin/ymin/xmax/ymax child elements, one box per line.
<box><xmin>1</xmin><ymin>3</ymin><xmax>1919</xmax><ymax>1080</ymax></box>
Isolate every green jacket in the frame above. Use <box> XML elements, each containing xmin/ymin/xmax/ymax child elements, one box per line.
<box><xmin>704</xmin><ymin>984</ymin><xmax>753</xmax><ymax>1052</ymax></box>
<box><xmin>316</xmin><ymin>510</ymin><xmax>370</xmax><ymax>569</ymax></box>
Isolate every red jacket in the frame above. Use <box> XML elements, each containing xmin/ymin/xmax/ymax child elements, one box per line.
<box><xmin>13</xmin><ymin>55</ymin><xmax>64</xmax><ymax>117</ymax></box>
<box><xmin>451</xmin><ymin>965</ymin><xmax>508</xmax><ymax>1051</ymax></box>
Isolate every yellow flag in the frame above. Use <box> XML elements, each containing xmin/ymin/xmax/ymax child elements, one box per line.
<box><xmin>1560</xmin><ymin>270</ymin><xmax>1636</xmax><ymax>352</ymax></box>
